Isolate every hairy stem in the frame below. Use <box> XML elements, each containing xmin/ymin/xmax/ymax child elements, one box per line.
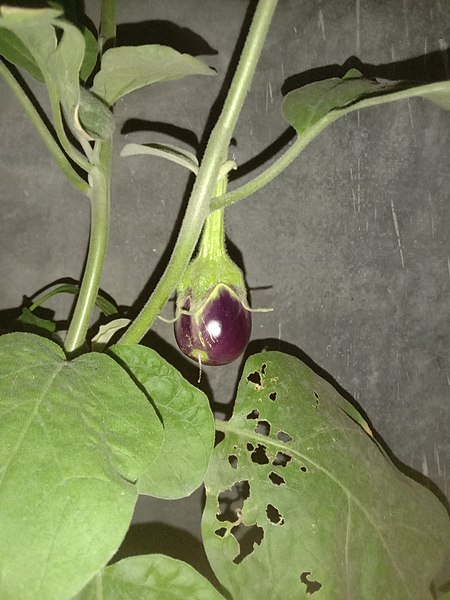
<box><xmin>119</xmin><ymin>0</ymin><xmax>279</xmax><ymax>345</ymax></box>
<box><xmin>0</xmin><ymin>59</ymin><xmax>89</xmax><ymax>194</ymax></box>
<box><xmin>210</xmin><ymin>119</ymin><xmax>334</xmax><ymax>211</ymax></box>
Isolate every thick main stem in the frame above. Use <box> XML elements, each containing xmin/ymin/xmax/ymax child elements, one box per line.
<box><xmin>119</xmin><ymin>0</ymin><xmax>278</xmax><ymax>345</ymax></box>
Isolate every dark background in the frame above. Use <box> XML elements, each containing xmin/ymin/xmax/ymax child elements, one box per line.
<box><xmin>1</xmin><ymin>0</ymin><xmax>449</xmax><ymax>583</ymax></box>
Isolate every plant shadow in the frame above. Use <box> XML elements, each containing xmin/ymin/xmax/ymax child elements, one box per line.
<box><xmin>112</xmin><ymin>521</ymin><xmax>230</xmax><ymax>598</ymax></box>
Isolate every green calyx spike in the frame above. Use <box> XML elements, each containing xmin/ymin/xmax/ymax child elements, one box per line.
<box><xmin>176</xmin><ymin>175</ymin><xmax>247</xmax><ymax>305</ymax></box>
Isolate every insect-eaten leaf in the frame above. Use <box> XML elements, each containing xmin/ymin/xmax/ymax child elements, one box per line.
<box><xmin>202</xmin><ymin>351</ymin><xmax>450</xmax><ymax>600</ymax></box>
<box><xmin>0</xmin><ymin>333</ymin><xmax>163</xmax><ymax>600</ymax></box>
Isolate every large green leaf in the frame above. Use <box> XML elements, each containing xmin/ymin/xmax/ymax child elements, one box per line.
<box><xmin>75</xmin><ymin>554</ymin><xmax>225</xmax><ymax>600</ymax></box>
<box><xmin>0</xmin><ymin>333</ymin><xmax>163</xmax><ymax>600</ymax></box>
<box><xmin>111</xmin><ymin>344</ymin><xmax>214</xmax><ymax>499</ymax></box>
<box><xmin>282</xmin><ymin>69</ymin><xmax>450</xmax><ymax>136</ymax></box>
<box><xmin>202</xmin><ymin>352</ymin><xmax>450</xmax><ymax>600</ymax></box>
<box><xmin>91</xmin><ymin>45</ymin><xmax>215</xmax><ymax>106</ymax></box>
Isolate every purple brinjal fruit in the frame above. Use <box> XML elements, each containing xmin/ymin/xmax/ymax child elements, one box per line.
<box><xmin>175</xmin><ymin>283</ymin><xmax>251</xmax><ymax>366</ymax></box>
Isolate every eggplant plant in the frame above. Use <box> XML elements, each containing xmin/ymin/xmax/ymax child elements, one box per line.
<box><xmin>0</xmin><ymin>1</ymin><xmax>450</xmax><ymax>599</ymax></box>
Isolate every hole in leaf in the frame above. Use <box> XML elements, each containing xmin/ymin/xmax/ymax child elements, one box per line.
<box><xmin>269</xmin><ymin>471</ymin><xmax>286</xmax><ymax>486</ymax></box>
<box><xmin>313</xmin><ymin>391</ymin><xmax>319</xmax><ymax>406</ymax></box>
<box><xmin>250</xmin><ymin>443</ymin><xmax>270</xmax><ymax>465</ymax></box>
<box><xmin>228</xmin><ymin>454</ymin><xmax>238</xmax><ymax>469</ymax></box>
<box><xmin>300</xmin><ymin>465</ymin><xmax>308</xmax><ymax>473</ymax></box>
<box><xmin>255</xmin><ymin>420</ymin><xmax>271</xmax><ymax>436</ymax></box>
<box><xmin>276</xmin><ymin>430</ymin><xmax>292</xmax><ymax>443</ymax></box>
<box><xmin>217</xmin><ymin>480</ymin><xmax>250</xmax><ymax>523</ymax></box>
<box><xmin>215</xmin><ymin>430</ymin><xmax>225</xmax><ymax>445</ymax></box>
<box><xmin>246</xmin><ymin>409</ymin><xmax>260</xmax><ymax>420</ymax></box>
<box><xmin>246</xmin><ymin>442</ymin><xmax>254</xmax><ymax>451</ymax></box>
<box><xmin>232</xmin><ymin>523</ymin><xmax>264</xmax><ymax>565</ymax></box>
<box><xmin>261</xmin><ymin>363</ymin><xmax>267</xmax><ymax>375</ymax></box>
<box><xmin>266</xmin><ymin>503</ymin><xmax>284</xmax><ymax>525</ymax></box>
<box><xmin>215</xmin><ymin>527</ymin><xmax>227</xmax><ymax>538</ymax></box>
<box><xmin>300</xmin><ymin>572</ymin><xmax>322</xmax><ymax>594</ymax></box>
<box><xmin>269</xmin><ymin>391</ymin><xmax>277</xmax><ymax>401</ymax></box>
<box><xmin>272</xmin><ymin>451</ymin><xmax>292</xmax><ymax>468</ymax></box>
<box><xmin>247</xmin><ymin>370</ymin><xmax>262</xmax><ymax>387</ymax></box>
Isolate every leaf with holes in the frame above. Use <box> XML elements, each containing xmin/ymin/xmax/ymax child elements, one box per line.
<box><xmin>0</xmin><ymin>333</ymin><xmax>163</xmax><ymax>600</ymax></box>
<box><xmin>110</xmin><ymin>344</ymin><xmax>215</xmax><ymax>499</ymax></box>
<box><xmin>202</xmin><ymin>351</ymin><xmax>450</xmax><ymax>600</ymax></box>
<box><xmin>74</xmin><ymin>554</ymin><xmax>225</xmax><ymax>600</ymax></box>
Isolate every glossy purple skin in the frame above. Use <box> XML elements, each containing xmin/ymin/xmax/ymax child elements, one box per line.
<box><xmin>174</xmin><ymin>287</ymin><xmax>252</xmax><ymax>366</ymax></box>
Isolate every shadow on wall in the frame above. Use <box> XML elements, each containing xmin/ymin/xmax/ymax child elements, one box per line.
<box><xmin>112</xmin><ymin>521</ymin><xmax>229</xmax><ymax>598</ymax></box>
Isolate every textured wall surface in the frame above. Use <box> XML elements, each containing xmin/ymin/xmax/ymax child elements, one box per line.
<box><xmin>1</xmin><ymin>0</ymin><xmax>449</xmax><ymax>571</ymax></box>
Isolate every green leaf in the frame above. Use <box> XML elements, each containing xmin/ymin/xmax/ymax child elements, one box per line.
<box><xmin>78</xmin><ymin>87</ymin><xmax>115</xmax><ymax>140</ymax></box>
<box><xmin>282</xmin><ymin>69</ymin><xmax>450</xmax><ymax>136</ymax></box>
<box><xmin>47</xmin><ymin>19</ymin><xmax>85</xmax><ymax>126</ymax></box>
<box><xmin>0</xmin><ymin>7</ymin><xmax>87</xmax><ymax>134</ymax></box>
<box><xmin>29</xmin><ymin>283</ymin><xmax>118</xmax><ymax>317</ymax></box>
<box><xmin>16</xmin><ymin>306</ymin><xmax>56</xmax><ymax>334</ymax></box>
<box><xmin>202</xmin><ymin>352</ymin><xmax>450</xmax><ymax>600</ymax></box>
<box><xmin>91</xmin><ymin>44</ymin><xmax>215</xmax><ymax>106</ymax></box>
<box><xmin>111</xmin><ymin>344</ymin><xmax>214</xmax><ymax>499</ymax></box>
<box><xmin>80</xmin><ymin>25</ymin><xmax>98</xmax><ymax>83</ymax></box>
<box><xmin>75</xmin><ymin>555</ymin><xmax>225</xmax><ymax>600</ymax></box>
<box><xmin>0</xmin><ymin>333</ymin><xmax>164</xmax><ymax>600</ymax></box>
<box><xmin>121</xmin><ymin>142</ymin><xmax>199</xmax><ymax>174</ymax></box>
<box><xmin>0</xmin><ymin>7</ymin><xmax>59</xmax><ymax>75</ymax></box>
<box><xmin>0</xmin><ymin>6</ymin><xmax>62</xmax><ymax>26</ymax></box>
<box><xmin>91</xmin><ymin>318</ymin><xmax>131</xmax><ymax>351</ymax></box>
<box><xmin>0</xmin><ymin>28</ymin><xmax>44</xmax><ymax>81</ymax></box>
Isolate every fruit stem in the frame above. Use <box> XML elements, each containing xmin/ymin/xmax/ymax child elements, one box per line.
<box><xmin>199</xmin><ymin>177</ymin><xmax>227</xmax><ymax>260</ymax></box>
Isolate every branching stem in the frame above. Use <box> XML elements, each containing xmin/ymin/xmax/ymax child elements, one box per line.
<box><xmin>119</xmin><ymin>0</ymin><xmax>279</xmax><ymax>344</ymax></box>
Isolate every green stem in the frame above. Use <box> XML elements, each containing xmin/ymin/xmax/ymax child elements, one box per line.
<box><xmin>47</xmin><ymin>81</ymin><xmax>92</xmax><ymax>173</ymax></box>
<box><xmin>199</xmin><ymin>177</ymin><xmax>227</xmax><ymax>260</ymax></box>
<box><xmin>64</xmin><ymin>0</ymin><xmax>116</xmax><ymax>353</ymax></box>
<box><xmin>64</xmin><ymin>159</ymin><xmax>110</xmax><ymax>353</ymax></box>
<box><xmin>0</xmin><ymin>59</ymin><xmax>89</xmax><ymax>195</ymax></box>
<box><xmin>100</xmin><ymin>0</ymin><xmax>117</xmax><ymax>50</ymax></box>
<box><xmin>210</xmin><ymin>118</ymin><xmax>335</xmax><ymax>211</ymax></box>
<box><xmin>119</xmin><ymin>0</ymin><xmax>279</xmax><ymax>345</ymax></box>
<box><xmin>211</xmin><ymin>79</ymin><xmax>450</xmax><ymax>211</ymax></box>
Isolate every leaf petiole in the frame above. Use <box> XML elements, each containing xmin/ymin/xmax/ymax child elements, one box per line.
<box><xmin>0</xmin><ymin>59</ymin><xmax>89</xmax><ymax>194</ymax></box>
